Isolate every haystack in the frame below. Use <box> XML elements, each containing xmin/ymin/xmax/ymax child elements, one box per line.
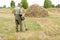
<box><xmin>25</xmin><ymin>4</ymin><xmax>48</xmax><ymax>17</ymax></box>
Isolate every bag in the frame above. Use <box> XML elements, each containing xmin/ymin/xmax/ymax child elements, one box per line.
<box><xmin>21</xmin><ymin>16</ymin><xmax>25</xmax><ymax>21</ymax></box>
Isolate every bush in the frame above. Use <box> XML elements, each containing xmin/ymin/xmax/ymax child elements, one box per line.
<box><xmin>3</xmin><ymin>5</ymin><xmax>6</xmax><ymax>8</ymax></box>
<box><xmin>52</xmin><ymin>4</ymin><xmax>55</xmax><ymax>8</ymax></box>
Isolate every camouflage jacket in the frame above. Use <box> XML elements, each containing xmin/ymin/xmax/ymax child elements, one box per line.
<box><xmin>13</xmin><ymin>7</ymin><xmax>24</xmax><ymax>20</ymax></box>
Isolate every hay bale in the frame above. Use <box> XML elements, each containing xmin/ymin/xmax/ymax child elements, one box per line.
<box><xmin>25</xmin><ymin>4</ymin><xmax>48</xmax><ymax>17</ymax></box>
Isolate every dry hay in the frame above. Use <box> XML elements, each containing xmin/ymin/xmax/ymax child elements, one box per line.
<box><xmin>25</xmin><ymin>4</ymin><xmax>48</xmax><ymax>17</ymax></box>
<box><xmin>0</xmin><ymin>8</ymin><xmax>12</xmax><ymax>14</ymax></box>
<box><xmin>47</xmin><ymin>8</ymin><xmax>60</xmax><ymax>13</ymax></box>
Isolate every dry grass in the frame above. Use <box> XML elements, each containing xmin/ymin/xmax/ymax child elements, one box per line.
<box><xmin>0</xmin><ymin>8</ymin><xmax>60</xmax><ymax>40</ymax></box>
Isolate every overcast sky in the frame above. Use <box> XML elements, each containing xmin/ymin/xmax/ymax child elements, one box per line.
<box><xmin>0</xmin><ymin>0</ymin><xmax>60</xmax><ymax>7</ymax></box>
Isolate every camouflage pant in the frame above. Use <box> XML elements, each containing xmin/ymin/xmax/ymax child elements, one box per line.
<box><xmin>15</xmin><ymin>19</ymin><xmax>23</xmax><ymax>32</ymax></box>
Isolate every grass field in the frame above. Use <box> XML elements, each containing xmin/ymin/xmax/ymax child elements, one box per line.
<box><xmin>0</xmin><ymin>8</ymin><xmax>60</xmax><ymax>40</ymax></box>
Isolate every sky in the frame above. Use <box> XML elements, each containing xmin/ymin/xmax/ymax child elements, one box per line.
<box><xmin>0</xmin><ymin>0</ymin><xmax>60</xmax><ymax>7</ymax></box>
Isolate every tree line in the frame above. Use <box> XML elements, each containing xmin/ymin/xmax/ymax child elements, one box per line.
<box><xmin>44</xmin><ymin>0</ymin><xmax>60</xmax><ymax>8</ymax></box>
<box><xmin>0</xmin><ymin>0</ymin><xmax>60</xmax><ymax>8</ymax></box>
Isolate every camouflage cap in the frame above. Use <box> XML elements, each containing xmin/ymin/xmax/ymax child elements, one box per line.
<box><xmin>17</xmin><ymin>3</ymin><xmax>22</xmax><ymax>7</ymax></box>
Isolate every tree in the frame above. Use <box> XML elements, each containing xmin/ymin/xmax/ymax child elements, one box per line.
<box><xmin>3</xmin><ymin>5</ymin><xmax>6</xmax><ymax>8</ymax></box>
<box><xmin>21</xmin><ymin>0</ymin><xmax>28</xmax><ymax>9</ymax></box>
<box><xmin>56</xmin><ymin>4</ymin><xmax>60</xmax><ymax>8</ymax></box>
<box><xmin>44</xmin><ymin>0</ymin><xmax>52</xmax><ymax>8</ymax></box>
<box><xmin>10</xmin><ymin>0</ymin><xmax>15</xmax><ymax>8</ymax></box>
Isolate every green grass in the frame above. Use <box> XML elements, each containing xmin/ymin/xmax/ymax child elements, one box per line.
<box><xmin>0</xmin><ymin>18</ymin><xmax>16</xmax><ymax>40</ymax></box>
<box><xmin>24</xmin><ymin>19</ymin><xmax>42</xmax><ymax>31</ymax></box>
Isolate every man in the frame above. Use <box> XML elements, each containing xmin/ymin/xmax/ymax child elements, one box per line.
<box><xmin>13</xmin><ymin>3</ymin><xmax>24</xmax><ymax>32</ymax></box>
